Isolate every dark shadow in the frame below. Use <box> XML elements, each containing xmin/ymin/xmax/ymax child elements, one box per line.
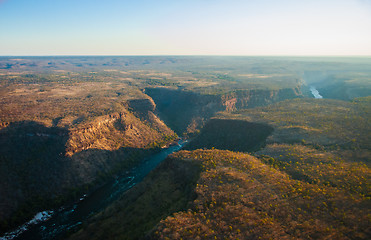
<box><xmin>0</xmin><ymin>121</ymin><xmax>69</xmax><ymax>164</ymax></box>
<box><xmin>0</xmin><ymin>121</ymin><xmax>162</xmax><ymax>237</ymax></box>
<box><xmin>68</xmin><ymin>156</ymin><xmax>201</xmax><ymax>240</ymax></box>
<box><xmin>52</xmin><ymin>117</ymin><xmax>63</xmax><ymax>127</ymax></box>
<box><xmin>185</xmin><ymin>119</ymin><xmax>274</xmax><ymax>152</ymax></box>
<box><xmin>72</xmin><ymin>116</ymin><xmax>85</xmax><ymax>125</ymax></box>
<box><xmin>145</xmin><ymin>88</ymin><xmax>222</xmax><ymax>135</ymax></box>
<box><xmin>0</xmin><ymin>121</ymin><xmax>69</xmax><ymax>233</ymax></box>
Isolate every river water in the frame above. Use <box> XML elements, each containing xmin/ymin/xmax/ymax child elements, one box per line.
<box><xmin>1</xmin><ymin>140</ymin><xmax>186</xmax><ymax>240</ymax></box>
<box><xmin>309</xmin><ymin>86</ymin><xmax>323</xmax><ymax>99</ymax></box>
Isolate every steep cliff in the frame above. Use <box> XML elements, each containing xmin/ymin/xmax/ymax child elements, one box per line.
<box><xmin>0</xmin><ymin>100</ymin><xmax>177</xmax><ymax>234</ymax></box>
<box><xmin>145</xmin><ymin>86</ymin><xmax>302</xmax><ymax>135</ymax></box>
<box><xmin>66</xmin><ymin>105</ymin><xmax>175</xmax><ymax>157</ymax></box>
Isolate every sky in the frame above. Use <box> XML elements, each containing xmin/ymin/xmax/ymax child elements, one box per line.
<box><xmin>0</xmin><ymin>0</ymin><xmax>370</xmax><ymax>56</ymax></box>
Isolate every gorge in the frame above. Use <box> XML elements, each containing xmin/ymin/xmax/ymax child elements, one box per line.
<box><xmin>1</xmin><ymin>56</ymin><xmax>370</xmax><ymax>240</ymax></box>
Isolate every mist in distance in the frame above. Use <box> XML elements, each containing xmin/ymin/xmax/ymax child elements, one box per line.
<box><xmin>0</xmin><ymin>0</ymin><xmax>370</xmax><ymax>56</ymax></box>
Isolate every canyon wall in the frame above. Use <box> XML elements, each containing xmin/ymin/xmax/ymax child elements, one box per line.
<box><xmin>0</xmin><ymin>100</ymin><xmax>177</xmax><ymax>233</ymax></box>
<box><xmin>145</xmin><ymin>86</ymin><xmax>302</xmax><ymax>135</ymax></box>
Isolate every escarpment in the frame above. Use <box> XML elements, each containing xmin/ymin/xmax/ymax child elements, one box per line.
<box><xmin>0</xmin><ymin>98</ymin><xmax>177</xmax><ymax>234</ymax></box>
<box><xmin>221</xmin><ymin>87</ymin><xmax>301</xmax><ymax>111</ymax></box>
<box><xmin>68</xmin><ymin>97</ymin><xmax>371</xmax><ymax>240</ymax></box>
<box><xmin>66</xmin><ymin>104</ymin><xmax>176</xmax><ymax>157</ymax></box>
<box><xmin>145</xmin><ymin>86</ymin><xmax>302</xmax><ymax>135</ymax></box>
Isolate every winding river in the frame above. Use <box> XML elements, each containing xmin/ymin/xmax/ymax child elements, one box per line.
<box><xmin>1</xmin><ymin>140</ymin><xmax>187</xmax><ymax>240</ymax></box>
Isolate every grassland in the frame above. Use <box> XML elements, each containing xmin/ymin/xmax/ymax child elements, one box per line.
<box><xmin>2</xmin><ymin>56</ymin><xmax>370</xmax><ymax>96</ymax></box>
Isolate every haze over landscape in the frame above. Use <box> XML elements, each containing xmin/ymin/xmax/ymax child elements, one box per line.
<box><xmin>0</xmin><ymin>1</ymin><xmax>370</xmax><ymax>240</ymax></box>
<box><xmin>1</xmin><ymin>0</ymin><xmax>371</xmax><ymax>55</ymax></box>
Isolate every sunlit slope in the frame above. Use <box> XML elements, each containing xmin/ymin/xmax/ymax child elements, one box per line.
<box><xmin>71</xmin><ymin>149</ymin><xmax>370</xmax><ymax>239</ymax></box>
<box><xmin>154</xmin><ymin>98</ymin><xmax>370</xmax><ymax>239</ymax></box>
<box><xmin>153</xmin><ymin>150</ymin><xmax>370</xmax><ymax>239</ymax></box>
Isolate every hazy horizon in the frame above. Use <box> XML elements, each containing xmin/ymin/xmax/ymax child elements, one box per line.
<box><xmin>1</xmin><ymin>0</ymin><xmax>371</xmax><ymax>56</ymax></box>
<box><xmin>1</xmin><ymin>55</ymin><xmax>370</xmax><ymax>57</ymax></box>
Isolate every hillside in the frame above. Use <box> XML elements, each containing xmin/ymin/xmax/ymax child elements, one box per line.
<box><xmin>69</xmin><ymin>153</ymin><xmax>202</xmax><ymax>240</ymax></box>
<box><xmin>0</xmin><ymin>88</ymin><xmax>177</xmax><ymax>234</ymax></box>
<box><xmin>69</xmin><ymin>97</ymin><xmax>371</xmax><ymax>240</ymax></box>
<box><xmin>70</xmin><ymin>148</ymin><xmax>370</xmax><ymax>240</ymax></box>
<box><xmin>153</xmin><ymin>150</ymin><xmax>370</xmax><ymax>240</ymax></box>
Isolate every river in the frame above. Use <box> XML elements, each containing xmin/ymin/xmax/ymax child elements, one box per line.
<box><xmin>310</xmin><ymin>86</ymin><xmax>323</xmax><ymax>99</ymax></box>
<box><xmin>1</xmin><ymin>140</ymin><xmax>187</xmax><ymax>240</ymax></box>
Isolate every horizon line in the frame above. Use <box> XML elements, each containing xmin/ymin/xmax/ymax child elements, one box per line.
<box><xmin>0</xmin><ymin>54</ymin><xmax>371</xmax><ymax>58</ymax></box>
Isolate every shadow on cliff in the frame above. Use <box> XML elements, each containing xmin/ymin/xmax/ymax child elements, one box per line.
<box><xmin>0</xmin><ymin>121</ymin><xmax>70</xmax><ymax>198</ymax></box>
<box><xmin>0</xmin><ymin>121</ymin><xmax>157</xmax><ymax>235</ymax></box>
<box><xmin>0</xmin><ymin>121</ymin><xmax>70</xmax><ymax>233</ymax></box>
<box><xmin>67</xmin><ymin>154</ymin><xmax>202</xmax><ymax>240</ymax></box>
<box><xmin>145</xmin><ymin>88</ymin><xmax>223</xmax><ymax>135</ymax></box>
<box><xmin>145</xmin><ymin>87</ymin><xmax>300</xmax><ymax>137</ymax></box>
<box><xmin>185</xmin><ymin>119</ymin><xmax>274</xmax><ymax>152</ymax></box>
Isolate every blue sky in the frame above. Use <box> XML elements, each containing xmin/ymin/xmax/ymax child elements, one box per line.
<box><xmin>0</xmin><ymin>0</ymin><xmax>370</xmax><ymax>55</ymax></box>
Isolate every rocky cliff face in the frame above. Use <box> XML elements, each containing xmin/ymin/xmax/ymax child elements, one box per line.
<box><xmin>221</xmin><ymin>87</ymin><xmax>301</xmax><ymax>111</ymax></box>
<box><xmin>145</xmin><ymin>86</ymin><xmax>302</xmax><ymax>135</ymax></box>
<box><xmin>0</xmin><ymin>99</ymin><xmax>177</xmax><ymax>234</ymax></box>
<box><xmin>66</xmin><ymin>105</ymin><xmax>175</xmax><ymax>157</ymax></box>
